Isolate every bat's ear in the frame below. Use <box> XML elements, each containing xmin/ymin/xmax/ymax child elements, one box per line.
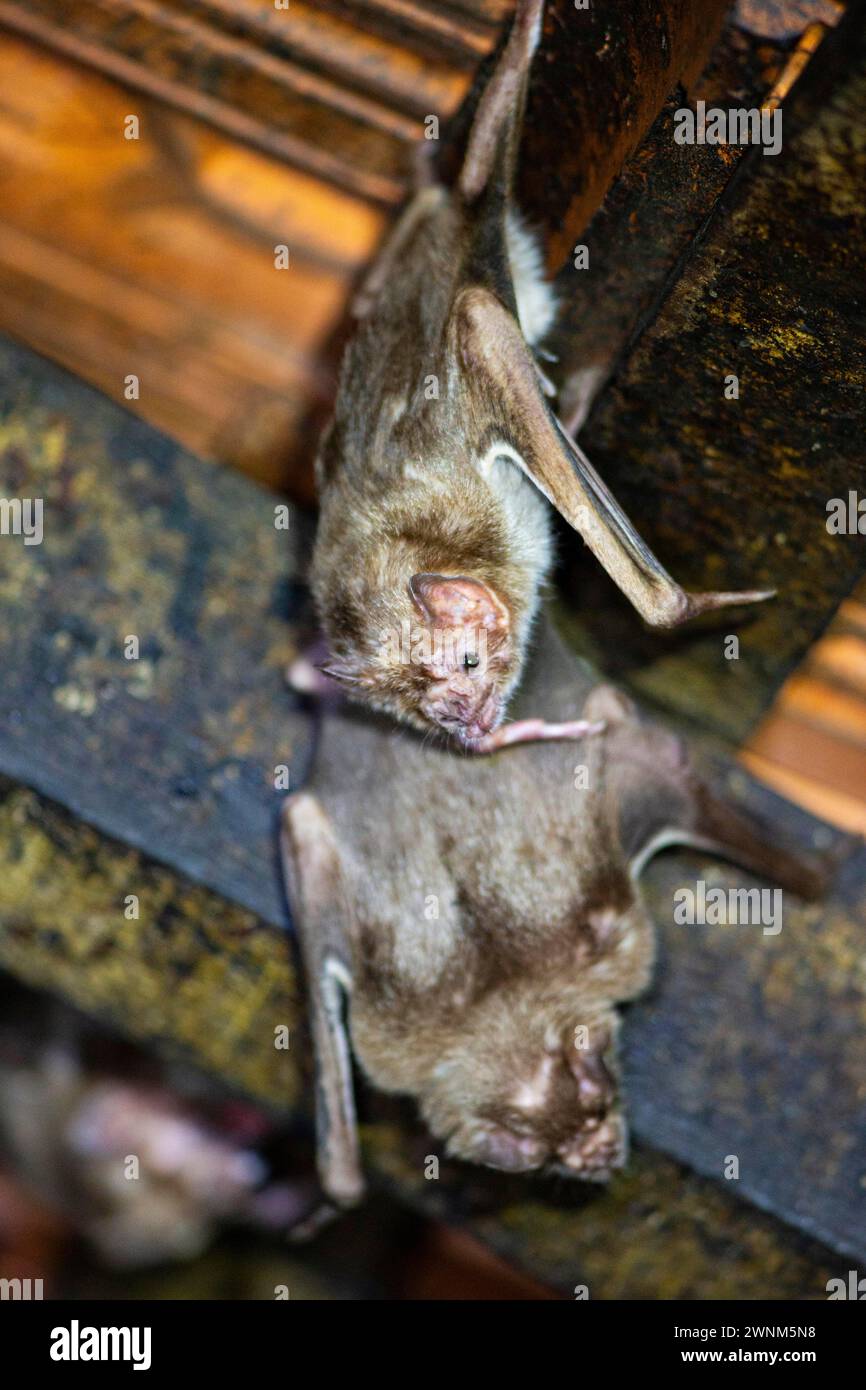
<box><xmin>409</xmin><ymin>573</ymin><xmax>510</xmax><ymax>638</ymax></box>
<box><xmin>316</xmin><ymin>657</ymin><xmax>364</xmax><ymax>687</ymax></box>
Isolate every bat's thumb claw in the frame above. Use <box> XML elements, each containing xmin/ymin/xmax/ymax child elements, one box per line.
<box><xmin>686</xmin><ymin>587</ymin><xmax>776</xmax><ymax>619</ymax></box>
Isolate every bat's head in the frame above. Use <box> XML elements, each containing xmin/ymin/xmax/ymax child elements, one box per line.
<box><xmin>319</xmin><ymin>572</ymin><xmax>518</xmax><ymax>747</ymax></box>
<box><xmin>405</xmin><ymin>573</ymin><xmax>514</xmax><ymax>743</ymax></box>
<box><xmin>421</xmin><ymin>1012</ymin><xmax>626</xmax><ymax>1182</ymax></box>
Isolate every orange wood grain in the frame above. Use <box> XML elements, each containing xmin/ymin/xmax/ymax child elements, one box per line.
<box><xmin>0</xmin><ymin>34</ymin><xmax>387</xmax><ymax>489</ymax></box>
<box><xmin>741</xmin><ymin>582</ymin><xmax>866</xmax><ymax>838</ymax></box>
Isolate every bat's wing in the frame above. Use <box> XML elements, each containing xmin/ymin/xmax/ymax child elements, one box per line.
<box><xmin>353</xmin><ymin>0</ymin><xmax>544</xmax><ymax>320</ymax></box>
<box><xmin>455</xmin><ymin>287</ymin><xmax>773</xmax><ymax>628</ymax></box>
<box><xmin>280</xmin><ymin>793</ymin><xmax>364</xmax><ymax>1218</ymax></box>
<box><xmin>668</xmin><ymin>780</ymin><xmax>834</xmax><ymax>900</ymax></box>
<box><xmin>583</xmin><ymin>685</ymin><xmax>831</xmax><ymax>897</ymax></box>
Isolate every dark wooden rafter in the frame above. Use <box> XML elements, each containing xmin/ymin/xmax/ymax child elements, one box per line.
<box><xmin>552</xmin><ymin>0</ymin><xmax>865</xmax><ymax>743</ymax></box>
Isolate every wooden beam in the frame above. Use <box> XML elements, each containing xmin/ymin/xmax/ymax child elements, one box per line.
<box><xmin>554</xmin><ymin>3</ymin><xmax>866</xmax><ymax>741</ymax></box>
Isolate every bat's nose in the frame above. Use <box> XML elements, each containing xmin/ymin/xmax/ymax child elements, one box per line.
<box><xmin>557</xmin><ymin>1115</ymin><xmax>626</xmax><ymax>1177</ymax></box>
<box><xmin>461</xmin><ymin>692</ymin><xmax>500</xmax><ymax>739</ymax></box>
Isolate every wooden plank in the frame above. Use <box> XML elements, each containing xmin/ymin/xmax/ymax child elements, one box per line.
<box><xmin>0</xmin><ymin>34</ymin><xmax>386</xmax><ymax>489</ymax></box>
<box><xmin>0</xmin><ymin>0</ymin><xmax>497</xmax><ymax>203</ymax></box>
<box><xmin>0</xmin><ymin>335</ymin><xmax>864</xmax><ymax>1273</ymax></box>
<box><xmin>0</xmin><ymin>337</ymin><xmax>313</xmax><ymax>924</ymax></box>
<box><xmin>739</xmin><ymin>580</ymin><xmax>866</xmax><ymax>834</ymax></box>
<box><xmin>0</xmin><ymin>0</ymin><xmax>743</xmax><ymax>494</ymax></box>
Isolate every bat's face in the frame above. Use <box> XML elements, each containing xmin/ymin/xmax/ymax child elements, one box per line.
<box><xmin>321</xmin><ymin>572</ymin><xmax>519</xmax><ymax>746</ymax></box>
<box><xmin>406</xmin><ymin>572</ymin><xmax>514</xmax><ymax>744</ymax></box>
<box><xmin>420</xmin><ymin>1014</ymin><xmax>626</xmax><ymax>1182</ymax></box>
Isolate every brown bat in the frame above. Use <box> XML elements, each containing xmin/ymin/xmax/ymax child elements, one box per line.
<box><xmin>281</xmin><ymin>613</ymin><xmax>821</xmax><ymax>1224</ymax></box>
<box><xmin>307</xmin><ymin>0</ymin><xmax>771</xmax><ymax>752</ymax></box>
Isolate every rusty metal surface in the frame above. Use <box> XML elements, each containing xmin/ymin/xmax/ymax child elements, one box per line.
<box><xmin>551</xmin><ymin>24</ymin><xmax>791</xmax><ymax>442</ymax></box>
<box><xmin>365</xmin><ymin>1125</ymin><xmax>852</xmax><ymax>1297</ymax></box>
<box><xmin>0</xmin><ymin>337</ymin><xmax>864</xmax><ymax>1272</ymax></box>
<box><xmin>0</xmin><ymin>779</ymin><xmax>302</xmax><ymax>1110</ymax></box>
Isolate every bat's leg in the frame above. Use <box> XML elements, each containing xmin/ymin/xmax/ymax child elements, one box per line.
<box><xmin>554</xmin><ymin>425</ymin><xmax>775</xmax><ymax>626</ymax></box>
<box><xmin>466</xmin><ymin>716</ymin><xmax>605</xmax><ymax>754</ymax></box>
<box><xmin>280</xmin><ymin>794</ymin><xmax>365</xmax><ymax>1221</ymax></box>
<box><xmin>558</xmin><ymin>364</ymin><xmax>608</xmax><ymax>437</ymax></box>
<box><xmin>459</xmin><ymin>0</ymin><xmax>545</xmax><ymax>204</ymax></box>
<box><xmin>455</xmin><ymin>287</ymin><xmax>774</xmax><ymax>628</ymax></box>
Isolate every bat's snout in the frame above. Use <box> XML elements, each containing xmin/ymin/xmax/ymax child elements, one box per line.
<box><xmin>555</xmin><ymin>1113</ymin><xmax>627</xmax><ymax>1180</ymax></box>
<box><xmin>423</xmin><ymin>681</ymin><xmax>501</xmax><ymax>743</ymax></box>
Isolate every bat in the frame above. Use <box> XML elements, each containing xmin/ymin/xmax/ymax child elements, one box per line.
<box><xmin>0</xmin><ymin>998</ymin><xmax>312</xmax><ymax>1266</ymax></box>
<box><xmin>307</xmin><ymin>0</ymin><xmax>771</xmax><ymax>752</ymax></box>
<box><xmin>281</xmin><ymin>612</ymin><xmax>824</xmax><ymax>1228</ymax></box>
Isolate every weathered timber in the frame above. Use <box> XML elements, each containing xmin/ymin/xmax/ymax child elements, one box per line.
<box><xmin>0</xmin><ymin>337</ymin><xmax>313</xmax><ymax>926</ymax></box>
<box><xmin>0</xmin><ymin>780</ymin><xmax>302</xmax><ymax>1111</ymax></box>
<box><xmin>554</xmin><ymin>1</ymin><xmax>866</xmax><ymax>742</ymax></box>
<box><xmin>442</xmin><ymin>0</ymin><xmax>731</xmax><ymax>273</ymax></box>
<box><xmin>0</xmin><ymin>337</ymin><xmax>864</xmax><ymax>1280</ymax></box>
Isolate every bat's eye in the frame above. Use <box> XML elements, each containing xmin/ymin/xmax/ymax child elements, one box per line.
<box><xmin>463</xmin><ymin>653</ymin><xmax>480</xmax><ymax>670</ymax></box>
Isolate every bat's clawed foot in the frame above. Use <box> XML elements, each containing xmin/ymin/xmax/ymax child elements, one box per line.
<box><xmin>285</xmin><ymin>1175</ymin><xmax>365</xmax><ymax>1243</ymax></box>
<box><xmin>286</xmin><ymin>1197</ymin><xmax>349</xmax><ymax>1244</ymax></box>
<box><xmin>534</xmin><ymin>359</ymin><xmax>557</xmax><ymax>398</ymax></box>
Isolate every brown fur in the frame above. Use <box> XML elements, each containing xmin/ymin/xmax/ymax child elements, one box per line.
<box><xmin>281</xmin><ymin>614</ymin><xmax>824</xmax><ymax>1212</ymax></box>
